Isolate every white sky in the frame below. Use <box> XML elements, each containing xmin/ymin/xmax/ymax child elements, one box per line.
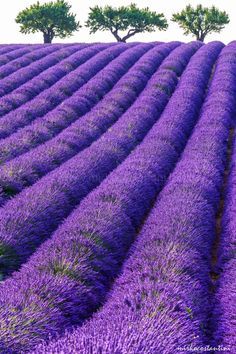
<box><xmin>0</xmin><ymin>0</ymin><xmax>235</xmax><ymax>44</ymax></box>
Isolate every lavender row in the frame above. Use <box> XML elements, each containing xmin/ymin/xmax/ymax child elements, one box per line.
<box><xmin>0</xmin><ymin>43</ymin><xmax>110</xmax><ymax>136</ymax></box>
<box><xmin>0</xmin><ymin>45</ymin><xmax>31</xmax><ymax>59</ymax></box>
<box><xmin>0</xmin><ymin>42</ymin><xmax>221</xmax><ymax>353</ymax></box>
<box><xmin>0</xmin><ymin>43</ymin><xmax>130</xmax><ymax>139</ymax></box>
<box><xmin>0</xmin><ymin>43</ymin><xmax>131</xmax><ymax>163</ymax></box>
<box><xmin>35</xmin><ymin>42</ymin><xmax>236</xmax><ymax>354</ymax></box>
<box><xmin>0</xmin><ymin>44</ymin><xmax>42</xmax><ymax>68</ymax></box>
<box><xmin>0</xmin><ymin>44</ymin><xmax>89</xmax><ymax>118</ymax></box>
<box><xmin>0</xmin><ymin>44</ymin><xmax>146</xmax><ymax>163</ymax></box>
<box><xmin>211</xmin><ymin>164</ymin><xmax>236</xmax><ymax>351</ymax></box>
<box><xmin>0</xmin><ymin>44</ymin><xmax>63</xmax><ymax>84</ymax></box>
<box><xmin>0</xmin><ymin>44</ymin><xmax>30</xmax><ymax>66</ymax></box>
<box><xmin>211</xmin><ymin>62</ymin><xmax>236</xmax><ymax>351</ymax></box>
<box><xmin>0</xmin><ymin>42</ymin><xmax>189</xmax><ymax>278</ymax></box>
<box><xmin>0</xmin><ymin>44</ymin><xmax>88</xmax><ymax>98</ymax></box>
<box><xmin>0</xmin><ymin>42</ymin><xmax>176</xmax><ymax>204</ymax></box>
<box><xmin>212</xmin><ymin>211</ymin><xmax>236</xmax><ymax>349</ymax></box>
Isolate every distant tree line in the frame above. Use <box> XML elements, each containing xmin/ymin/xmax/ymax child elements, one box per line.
<box><xmin>15</xmin><ymin>1</ymin><xmax>230</xmax><ymax>44</ymax></box>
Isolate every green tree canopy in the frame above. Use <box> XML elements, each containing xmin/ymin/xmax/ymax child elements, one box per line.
<box><xmin>15</xmin><ymin>0</ymin><xmax>81</xmax><ymax>43</ymax></box>
<box><xmin>172</xmin><ymin>4</ymin><xmax>229</xmax><ymax>42</ymax></box>
<box><xmin>86</xmin><ymin>3</ymin><xmax>168</xmax><ymax>42</ymax></box>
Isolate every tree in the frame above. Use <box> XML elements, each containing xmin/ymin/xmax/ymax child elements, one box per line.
<box><xmin>15</xmin><ymin>0</ymin><xmax>81</xmax><ymax>43</ymax></box>
<box><xmin>86</xmin><ymin>3</ymin><xmax>168</xmax><ymax>42</ymax></box>
<box><xmin>172</xmin><ymin>4</ymin><xmax>229</xmax><ymax>42</ymax></box>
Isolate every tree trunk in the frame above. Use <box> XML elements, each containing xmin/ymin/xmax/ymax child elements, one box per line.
<box><xmin>111</xmin><ymin>29</ymin><xmax>124</xmax><ymax>42</ymax></box>
<box><xmin>43</xmin><ymin>33</ymin><xmax>52</xmax><ymax>44</ymax></box>
<box><xmin>198</xmin><ymin>37</ymin><xmax>205</xmax><ymax>42</ymax></box>
<box><xmin>111</xmin><ymin>28</ymin><xmax>138</xmax><ymax>43</ymax></box>
<box><xmin>196</xmin><ymin>31</ymin><xmax>205</xmax><ymax>42</ymax></box>
<box><xmin>196</xmin><ymin>36</ymin><xmax>204</xmax><ymax>42</ymax></box>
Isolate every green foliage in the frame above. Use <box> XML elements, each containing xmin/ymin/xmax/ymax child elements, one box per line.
<box><xmin>86</xmin><ymin>3</ymin><xmax>168</xmax><ymax>42</ymax></box>
<box><xmin>172</xmin><ymin>4</ymin><xmax>229</xmax><ymax>42</ymax></box>
<box><xmin>185</xmin><ymin>306</ymin><xmax>193</xmax><ymax>319</ymax></box>
<box><xmin>15</xmin><ymin>0</ymin><xmax>81</xmax><ymax>43</ymax></box>
<box><xmin>0</xmin><ymin>242</ymin><xmax>20</xmax><ymax>279</ymax></box>
<box><xmin>2</xmin><ymin>185</ymin><xmax>18</xmax><ymax>198</ymax></box>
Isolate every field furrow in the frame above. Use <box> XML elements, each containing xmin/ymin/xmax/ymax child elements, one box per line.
<box><xmin>210</xmin><ymin>44</ymin><xmax>236</xmax><ymax>349</ymax></box>
<box><xmin>0</xmin><ymin>45</ymin><xmax>32</xmax><ymax>59</ymax></box>
<box><xmin>0</xmin><ymin>45</ymin><xmax>41</xmax><ymax>67</ymax></box>
<box><xmin>0</xmin><ymin>42</ymin><xmax>177</xmax><ymax>205</ymax></box>
<box><xmin>0</xmin><ymin>43</ymin><xmax>135</xmax><ymax>162</ymax></box>
<box><xmin>0</xmin><ymin>42</ymin><xmax>185</xmax><ymax>277</ymax></box>
<box><xmin>32</xmin><ymin>41</ymin><xmax>236</xmax><ymax>354</ymax></box>
<box><xmin>0</xmin><ymin>43</ymin><xmax>111</xmax><ymax>129</ymax></box>
<box><xmin>0</xmin><ymin>41</ymin><xmax>222</xmax><ymax>353</ymax></box>
<box><xmin>0</xmin><ymin>44</ymin><xmax>62</xmax><ymax>83</ymax></box>
<box><xmin>0</xmin><ymin>39</ymin><xmax>235</xmax><ymax>354</ymax></box>
<box><xmin>0</xmin><ymin>43</ymin><xmax>141</xmax><ymax>139</ymax></box>
<box><xmin>0</xmin><ymin>44</ymin><xmax>89</xmax><ymax>119</ymax></box>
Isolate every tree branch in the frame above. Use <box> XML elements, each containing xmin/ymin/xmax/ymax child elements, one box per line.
<box><xmin>121</xmin><ymin>29</ymin><xmax>140</xmax><ymax>42</ymax></box>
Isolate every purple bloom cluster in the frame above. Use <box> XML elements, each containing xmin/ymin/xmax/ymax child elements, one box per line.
<box><xmin>34</xmin><ymin>41</ymin><xmax>236</xmax><ymax>354</ymax></box>
<box><xmin>0</xmin><ymin>43</ymin><xmax>134</xmax><ymax>163</ymax></box>
<box><xmin>211</xmin><ymin>167</ymin><xmax>236</xmax><ymax>350</ymax></box>
<box><xmin>0</xmin><ymin>42</ymin><xmax>143</xmax><ymax>141</ymax></box>
<box><xmin>0</xmin><ymin>43</ymin><xmax>111</xmax><ymax>135</ymax></box>
<box><xmin>210</xmin><ymin>45</ymin><xmax>236</xmax><ymax>350</ymax></box>
<box><xmin>0</xmin><ymin>41</ymin><xmax>181</xmax><ymax>276</ymax></box>
<box><xmin>0</xmin><ymin>44</ymin><xmax>89</xmax><ymax>118</ymax></box>
<box><xmin>0</xmin><ymin>45</ymin><xmax>32</xmax><ymax>59</ymax></box>
<box><xmin>0</xmin><ymin>45</ymin><xmax>42</xmax><ymax>68</ymax></box>
<box><xmin>0</xmin><ymin>42</ymin><xmax>176</xmax><ymax>205</ymax></box>
<box><xmin>0</xmin><ymin>41</ymin><xmax>223</xmax><ymax>353</ymax></box>
<box><xmin>0</xmin><ymin>44</ymin><xmax>62</xmax><ymax>85</ymax></box>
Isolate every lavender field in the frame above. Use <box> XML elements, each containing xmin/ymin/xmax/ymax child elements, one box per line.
<box><xmin>0</xmin><ymin>41</ymin><xmax>235</xmax><ymax>353</ymax></box>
